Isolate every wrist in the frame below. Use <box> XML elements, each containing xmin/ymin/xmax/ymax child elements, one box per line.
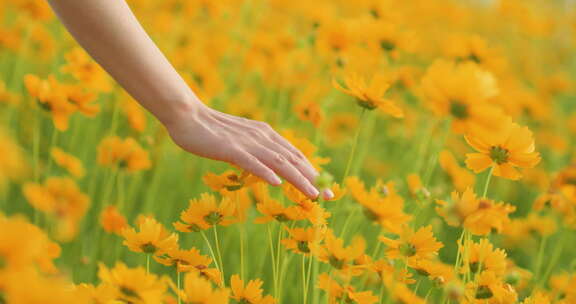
<box><xmin>155</xmin><ymin>91</ymin><xmax>207</xmax><ymax>129</ymax></box>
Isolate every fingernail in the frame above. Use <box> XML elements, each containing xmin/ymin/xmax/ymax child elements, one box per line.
<box><xmin>323</xmin><ymin>189</ymin><xmax>334</xmax><ymax>200</ymax></box>
<box><xmin>307</xmin><ymin>185</ymin><xmax>320</xmax><ymax>198</ymax></box>
<box><xmin>271</xmin><ymin>175</ymin><xmax>282</xmax><ymax>186</ymax></box>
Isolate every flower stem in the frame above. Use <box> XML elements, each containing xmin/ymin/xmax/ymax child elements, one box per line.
<box><xmin>146</xmin><ymin>254</ymin><xmax>150</xmax><ymax>274</ymax></box>
<box><xmin>200</xmin><ymin>230</ymin><xmax>220</xmax><ymax>273</ymax></box>
<box><xmin>341</xmin><ymin>108</ymin><xmax>366</xmax><ymax>183</ymax></box>
<box><xmin>177</xmin><ymin>269</ymin><xmax>182</xmax><ymax>304</ymax></box>
<box><xmin>213</xmin><ymin>226</ymin><xmax>225</xmax><ymax>286</ymax></box>
<box><xmin>482</xmin><ymin>166</ymin><xmax>494</xmax><ymax>198</ymax></box>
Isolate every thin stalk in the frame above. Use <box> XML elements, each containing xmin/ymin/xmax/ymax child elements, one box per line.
<box><xmin>213</xmin><ymin>226</ymin><xmax>225</xmax><ymax>286</ymax></box>
<box><xmin>200</xmin><ymin>230</ymin><xmax>220</xmax><ymax>273</ymax></box>
<box><xmin>267</xmin><ymin>224</ymin><xmax>278</xmax><ymax>298</ymax></box>
<box><xmin>482</xmin><ymin>167</ymin><xmax>494</xmax><ymax>198</ymax></box>
<box><xmin>341</xmin><ymin>108</ymin><xmax>366</xmax><ymax>183</ymax></box>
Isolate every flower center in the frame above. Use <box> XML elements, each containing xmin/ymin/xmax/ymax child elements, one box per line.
<box><xmin>489</xmin><ymin>146</ymin><xmax>509</xmax><ymax>164</ymax></box>
<box><xmin>399</xmin><ymin>243</ymin><xmax>417</xmax><ymax>257</ymax></box>
<box><xmin>475</xmin><ymin>285</ymin><xmax>493</xmax><ymax>299</ymax></box>
<box><xmin>140</xmin><ymin>243</ymin><xmax>157</xmax><ymax>254</ymax></box>
<box><xmin>274</xmin><ymin>214</ymin><xmax>290</xmax><ymax>222</ymax></box>
<box><xmin>204</xmin><ymin>212</ymin><xmax>223</xmax><ymax>225</ymax></box>
<box><xmin>329</xmin><ymin>255</ymin><xmax>345</xmax><ymax>269</ymax></box>
<box><xmin>297</xmin><ymin>241</ymin><xmax>311</xmax><ymax>253</ymax></box>
<box><xmin>120</xmin><ymin>286</ymin><xmax>140</xmax><ymax>299</ymax></box>
<box><xmin>380</xmin><ymin>40</ymin><xmax>395</xmax><ymax>52</ymax></box>
<box><xmin>450</xmin><ymin>101</ymin><xmax>468</xmax><ymax>119</ymax></box>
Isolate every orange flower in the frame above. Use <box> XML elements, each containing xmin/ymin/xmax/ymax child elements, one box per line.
<box><xmin>464</xmin><ymin>271</ymin><xmax>517</xmax><ymax>303</ymax></box>
<box><xmin>230</xmin><ymin>274</ymin><xmax>276</xmax><ymax>304</ymax></box>
<box><xmin>379</xmin><ymin>225</ymin><xmax>443</xmax><ymax>262</ymax></box>
<box><xmin>333</xmin><ymin>72</ymin><xmax>403</xmax><ymax>118</ymax></box>
<box><xmin>97</xmin><ymin>136</ymin><xmax>151</xmax><ymax>172</ymax></box>
<box><xmin>155</xmin><ymin>247</ymin><xmax>221</xmax><ymax>284</ymax></box>
<box><xmin>313</xmin><ymin>230</ymin><xmax>366</xmax><ymax>275</ymax></box>
<box><xmin>22</xmin><ymin>177</ymin><xmax>90</xmax><ymax>241</ymax></box>
<box><xmin>98</xmin><ymin>262</ymin><xmax>167</xmax><ymax>303</ymax></box>
<box><xmin>346</xmin><ymin>177</ymin><xmax>411</xmax><ymax>234</ymax></box>
<box><xmin>317</xmin><ymin>273</ymin><xmax>378</xmax><ymax>304</ymax></box>
<box><xmin>0</xmin><ymin>129</ymin><xmax>28</xmax><ymax>190</ymax></box>
<box><xmin>100</xmin><ymin>205</ymin><xmax>127</xmax><ymax>235</ymax></box>
<box><xmin>51</xmin><ymin>147</ymin><xmax>85</xmax><ymax>178</ymax></box>
<box><xmin>121</xmin><ymin>216</ymin><xmax>178</xmax><ymax>255</ymax></box>
<box><xmin>255</xmin><ymin>198</ymin><xmax>300</xmax><ymax>224</ymax></box>
<box><xmin>281</xmin><ymin>226</ymin><xmax>326</xmax><ymax>255</ymax></box>
<box><xmin>420</xmin><ymin>59</ymin><xmax>501</xmax><ymax>133</ymax></box>
<box><xmin>24</xmin><ymin>74</ymin><xmax>77</xmax><ymax>131</ymax></box>
<box><xmin>461</xmin><ymin>239</ymin><xmax>507</xmax><ymax>277</ymax></box>
<box><xmin>180</xmin><ymin>272</ymin><xmax>230</xmax><ymax>304</ymax></box>
<box><xmin>436</xmin><ymin>188</ymin><xmax>516</xmax><ymax>235</ymax></box>
<box><xmin>465</xmin><ymin>119</ymin><xmax>541</xmax><ymax>180</ymax></box>
<box><xmin>60</xmin><ymin>47</ymin><xmax>112</xmax><ymax>93</ymax></box>
<box><xmin>439</xmin><ymin>150</ymin><xmax>475</xmax><ymax>192</ymax></box>
<box><xmin>174</xmin><ymin>193</ymin><xmax>236</xmax><ymax>232</ymax></box>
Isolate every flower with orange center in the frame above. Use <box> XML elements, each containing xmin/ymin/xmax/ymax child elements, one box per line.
<box><xmin>50</xmin><ymin>147</ymin><xmax>85</xmax><ymax>178</ymax></box>
<box><xmin>121</xmin><ymin>216</ymin><xmax>178</xmax><ymax>255</ymax></box>
<box><xmin>230</xmin><ymin>274</ymin><xmax>276</xmax><ymax>304</ymax></box>
<box><xmin>174</xmin><ymin>193</ymin><xmax>236</xmax><ymax>232</ymax></box>
<box><xmin>379</xmin><ymin>225</ymin><xmax>443</xmax><ymax>262</ymax></box>
<box><xmin>333</xmin><ymin>72</ymin><xmax>403</xmax><ymax>118</ymax></box>
<box><xmin>281</xmin><ymin>226</ymin><xmax>326</xmax><ymax>255</ymax></box>
<box><xmin>97</xmin><ymin>136</ymin><xmax>151</xmax><ymax>172</ymax></box>
<box><xmin>464</xmin><ymin>119</ymin><xmax>541</xmax><ymax>180</ymax></box>
<box><xmin>100</xmin><ymin>205</ymin><xmax>127</xmax><ymax>235</ymax></box>
<box><xmin>436</xmin><ymin>188</ymin><xmax>516</xmax><ymax>235</ymax></box>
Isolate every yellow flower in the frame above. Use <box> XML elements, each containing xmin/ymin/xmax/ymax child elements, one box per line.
<box><xmin>98</xmin><ymin>262</ymin><xmax>167</xmax><ymax>303</ymax></box>
<box><xmin>230</xmin><ymin>274</ymin><xmax>276</xmax><ymax>304</ymax></box>
<box><xmin>461</xmin><ymin>239</ymin><xmax>507</xmax><ymax>277</ymax></box>
<box><xmin>174</xmin><ymin>193</ymin><xmax>236</xmax><ymax>232</ymax></box>
<box><xmin>439</xmin><ymin>150</ymin><xmax>475</xmax><ymax>192</ymax></box>
<box><xmin>379</xmin><ymin>225</ymin><xmax>443</xmax><ymax>261</ymax></box>
<box><xmin>436</xmin><ymin>188</ymin><xmax>516</xmax><ymax>235</ymax></box>
<box><xmin>0</xmin><ymin>129</ymin><xmax>28</xmax><ymax>190</ymax></box>
<box><xmin>281</xmin><ymin>226</ymin><xmax>326</xmax><ymax>255</ymax></box>
<box><xmin>180</xmin><ymin>272</ymin><xmax>230</xmax><ymax>304</ymax></box>
<box><xmin>333</xmin><ymin>72</ymin><xmax>403</xmax><ymax>117</ymax></box>
<box><xmin>317</xmin><ymin>273</ymin><xmax>378</xmax><ymax>304</ymax></box>
<box><xmin>24</xmin><ymin>74</ymin><xmax>77</xmax><ymax>131</ymax></box>
<box><xmin>51</xmin><ymin>147</ymin><xmax>85</xmax><ymax>178</ymax></box>
<box><xmin>313</xmin><ymin>230</ymin><xmax>366</xmax><ymax>275</ymax></box>
<box><xmin>121</xmin><ymin>216</ymin><xmax>178</xmax><ymax>255</ymax></box>
<box><xmin>97</xmin><ymin>136</ymin><xmax>152</xmax><ymax>172</ymax></box>
<box><xmin>155</xmin><ymin>247</ymin><xmax>221</xmax><ymax>285</ymax></box>
<box><xmin>464</xmin><ymin>271</ymin><xmax>517</xmax><ymax>303</ymax></box>
<box><xmin>420</xmin><ymin>59</ymin><xmax>501</xmax><ymax>133</ymax></box>
<box><xmin>465</xmin><ymin>118</ymin><xmax>541</xmax><ymax>180</ymax></box>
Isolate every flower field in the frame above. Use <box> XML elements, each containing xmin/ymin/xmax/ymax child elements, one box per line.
<box><xmin>2</xmin><ymin>0</ymin><xmax>576</xmax><ymax>303</ymax></box>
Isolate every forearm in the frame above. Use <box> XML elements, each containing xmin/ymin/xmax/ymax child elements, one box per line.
<box><xmin>48</xmin><ymin>0</ymin><xmax>199</xmax><ymax>125</ymax></box>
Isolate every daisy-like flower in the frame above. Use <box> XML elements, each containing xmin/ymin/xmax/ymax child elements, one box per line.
<box><xmin>203</xmin><ymin>170</ymin><xmax>260</xmax><ymax>193</ymax></box>
<box><xmin>0</xmin><ymin>129</ymin><xmax>28</xmax><ymax>190</ymax></box>
<box><xmin>230</xmin><ymin>274</ymin><xmax>276</xmax><ymax>304</ymax></box>
<box><xmin>346</xmin><ymin>177</ymin><xmax>411</xmax><ymax>234</ymax></box>
<box><xmin>379</xmin><ymin>225</ymin><xmax>443</xmax><ymax>262</ymax></box>
<box><xmin>255</xmin><ymin>198</ymin><xmax>300</xmax><ymax>224</ymax></box>
<box><xmin>317</xmin><ymin>273</ymin><xmax>378</xmax><ymax>304</ymax></box>
<box><xmin>60</xmin><ymin>47</ymin><xmax>112</xmax><ymax>93</ymax></box>
<box><xmin>97</xmin><ymin>136</ymin><xmax>152</xmax><ymax>172</ymax></box>
<box><xmin>461</xmin><ymin>238</ymin><xmax>508</xmax><ymax>277</ymax></box>
<box><xmin>121</xmin><ymin>216</ymin><xmax>178</xmax><ymax>255</ymax></box>
<box><xmin>50</xmin><ymin>147</ymin><xmax>85</xmax><ymax>178</ymax></box>
<box><xmin>333</xmin><ymin>72</ymin><xmax>403</xmax><ymax>118</ymax></box>
<box><xmin>420</xmin><ymin>59</ymin><xmax>501</xmax><ymax>133</ymax></box>
<box><xmin>464</xmin><ymin>271</ymin><xmax>517</xmax><ymax>303</ymax></box>
<box><xmin>98</xmin><ymin>262</ymin><xmax>167</xmax><ymax>303</ymax></box>
<box><xmin>409</xmin><ymin>259</ymin><xmax>455</xmax><ymax>286</ymax></box>
<box><xmin>313</xmin><ymin>230</ymin><xmax>365</xmax><ymax>275</ymax></box>
<box><xmin>435</xmin><ymin>188</ymin><xmax>516</xmax><ymax>235</ymax></box>
<box><xmin>180</xmin><ymin>272</ymin><xmax>229</xmax><ymax>304</ymax></box>
<box><xmin>464</xmin><ymin>118</ymin><xmax>541</xmax><ymax>180</ymax></box>
<box><xmin>155</xmin><ymin>247</ymin><xmax>222</xmax><ymax>285</ymax></box>
<box><xmin>174</xmin><ymin>193</ymin><xmax>236</xmax><ymax>232</ymax></box>
<box><xmin>281</xmin><ymin>226</ymin><xmax>326</xmax><ymax>255</ymax></box>
<box><xmin>24</xmin><ymin>74</ymin><xmax>77</xmax><ymax>131</ymax></box>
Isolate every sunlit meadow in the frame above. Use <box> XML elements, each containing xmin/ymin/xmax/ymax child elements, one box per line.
<box><xmin>2</xmin><ymin>0</ymin><xmax>576</xmax><ymax>303</ymax></box>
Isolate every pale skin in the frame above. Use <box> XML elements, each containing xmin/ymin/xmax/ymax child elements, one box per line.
<box><xmin>48</xmin><ymin>0</ymin><xmax>332</xmax><ymax>199</ymax></box>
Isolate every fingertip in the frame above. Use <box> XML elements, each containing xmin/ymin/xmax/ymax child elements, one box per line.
<box><xmin>306</xmin><ymin>184</ymin><xmax>320</xmax><ymax>199</ymax></box>
<box><xmin>270</xmin><ymin>174</ymin><xmax>283</xmax><ymax>186</ymax></box>
<box><xmin>323</xmin><ymin>189</ymin><xmax>335</xmax><ymax>200</ymax></box>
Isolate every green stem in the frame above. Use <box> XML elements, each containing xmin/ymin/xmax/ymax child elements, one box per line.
<box><xmin>177</xmin><ymin>269</ymin><xmax>182</xmax><ymax>304</ymax></box>
<box><xmin>267</xmin><ymin>224</ymin><xmax>279</xmax><ymax>299</ymax></box>
<box><xmin>200</xmin><ymin>230</ymin><xmax>220</xmax><ymax>273</ymax></box>
<box><xmin>213</xmin><ymin>226</ymin><xmax>225</xmax><ymax>286</ymax></box>
<box><xmin>482</xmin><ymin>167</ymin><xmax>494</xmax><ymax>198</ymax></box>
<box><xmin>341</xmin><ymin>108</ymin><xmax>366</xmax><ymax>183</ymax></box>
<box><xmin>146</xmin><ymin>254</ymin><xmax>150</xmax><ymax>274</ymax></box>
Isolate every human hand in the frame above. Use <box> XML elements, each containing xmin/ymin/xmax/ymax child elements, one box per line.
<box><xmin>164</xmin><ymin>102</ymin><xmax>333</xmax><ymax>200</ymax></box>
